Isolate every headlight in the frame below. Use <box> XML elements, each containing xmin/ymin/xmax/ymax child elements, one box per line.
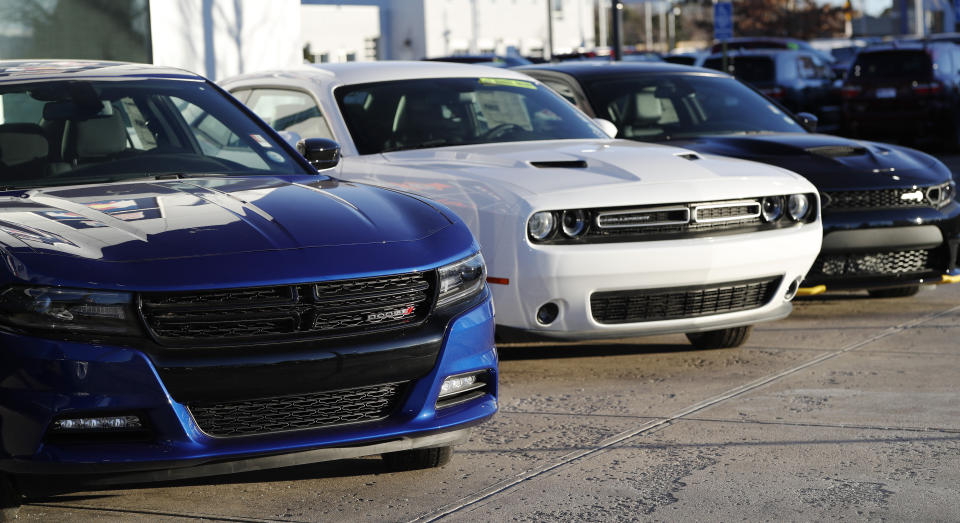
<box><xmin>761</xmin><ymin>196</ymin><xmax>783</xmax><ymax>222</ymax></box>
<box><xmin>787</xmin><ymin>194</ymin><xmax>811</xmax><ymax>221</ymax></box>
<box><xmin>527</xmin><ymin>211</ymin><xmax>556</xmax><ymax>241</ymax></box>
<box><xmin>0</xmin><ymin>286</ymin><xmax>140</xmax><ymax>336</ymax></box>
<box><xmin>561</xmin><ymin>209</ymin><xmax>588</xmax><ymax>237</ymax></box>
<box><xmin>437</xmin><ymin>252</ymin><xmax>486</xmax><ymax>307</ymax></box>
<box><xmin>928</xmin><ymin>181</ymin><xmax>956</xmax><ymax>208</ymax></box>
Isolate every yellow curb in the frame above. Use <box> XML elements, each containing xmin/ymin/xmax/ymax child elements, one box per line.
<box><xmin>939</xmin><ymin>273</ymin><xmax>960</xmax><ymax>284</ymax></box>
<box><xmin>796</xmin><ymin>285</ymin><xmax>827</xmax><ymax>296</ymax></box>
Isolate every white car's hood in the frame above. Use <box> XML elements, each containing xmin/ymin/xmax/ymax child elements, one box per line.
<box><xmin>372</xmin><ymin>139</ymin><xmax>809</xmax><ymax>206</ymax></box>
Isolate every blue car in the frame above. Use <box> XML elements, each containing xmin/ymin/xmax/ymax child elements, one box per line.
<box><xmin>0</xmin><ymin>61</ymin><xmax>497</xmax><ymax>511</ymax></box>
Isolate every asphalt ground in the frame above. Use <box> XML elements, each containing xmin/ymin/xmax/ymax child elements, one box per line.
<box><xmin>9</xmin><ymin>157</ymin><xmax>960</xmax><ymax>522</ymax></box>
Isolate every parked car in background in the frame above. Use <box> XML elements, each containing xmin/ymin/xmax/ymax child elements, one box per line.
<box><xmin>424</xmin><ymin>54</ymin><xmax>533</xmax><ymax>67</ymax></box>
<box><xmin>663</xmin><ymin>51</ymin><xmax>708</xmax><ymax>67</ymax></box>
<box><xmin>710</xmin><ymin>36</ymin><xmax>836</xmax><ymax>63</ymax></box>
<box><xmin>702</xmin><ymin>49</ymin><xmax>841</xmax><ymax>133</ymax></box>
<box><xmin>0</xmin><ymin>60</ymin><xmax>498</xmax><ymax>515</ymax></box>
<box><xmin>841</xmin><ymin>42</ymin><xmax>960</xmax><ymax>149</ymax></box>
<box><xmin>223</xmin><ymin>62</ymin><xmax>822</xmax><ymax>349</ymax></box>
<box><xmin>519</xmin><ymin>61</ymin><xmax>960</xmax><ymax>297</ymax></box>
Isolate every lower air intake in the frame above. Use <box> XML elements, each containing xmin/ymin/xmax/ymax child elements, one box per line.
<box><xmin>590</xmin><ymin>276</ymin><xmax>782</xmax><ymax>324</ymax></box>
<box><xmin>189</xmin><ymin>382</ymin><xmax>406</xmax><ymax>437</ymax></box>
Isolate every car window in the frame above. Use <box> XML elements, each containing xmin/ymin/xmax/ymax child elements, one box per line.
<box><xmin>335</xmin><ymin>77</ymin><xmax>607</xmax><ymax>154</ymax></box>
<box><xmin>585</xmin><ymin>74</ymin><xmax>805</xmax><ymax>140</ymax></box>
<box><xmin>539</xmin><ymin>78</ymin><xmax>578</xmax><ymax>105</ymax></box>
<box><xmin>0</xmin><ymin>79</ymin><xmax>307</xmax><ymax>189</ymax></box>
<box><xmin>798</xmin><ymin>56</ymin><xmax>817</xmax><ymax>79</ymax></box>
<box><xmin>704</xmin><ymin>56</ymin><xmax>776</xmax><ymax>83</ymax></box>
<box><xmin>245</xmin><ymin>88</ymin><xmax>334</xmax><ymax>141</ymax></box>
<box><xmin>852</xmin><ymin>51</ymin><xmax>933</xmax><ymax>80</ymax></box>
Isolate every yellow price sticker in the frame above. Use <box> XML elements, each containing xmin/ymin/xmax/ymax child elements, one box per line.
<box><xmin>478</xmin><ymin>77</ymin><xmax>537</xmax><ymax>90</ymax></box>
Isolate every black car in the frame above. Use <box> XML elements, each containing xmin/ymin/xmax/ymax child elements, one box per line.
<box><xmin>841</xmin><ymin>42</ymin><xmax>960</xmax><ymax>149</ymax></box>
<box><xmin>423</xmin><ymin>54</ymin><xmax>532</xmax><ymax>67</ymax></box>
<box><xmin>518</xmin><ymin>62</ymin><xmax>960</xmax><ymax>296</ymax></box>
<box><xmin>702</xmin><ymin>49</ymin><xmax>840</xmax><ymax>133</ymax></box>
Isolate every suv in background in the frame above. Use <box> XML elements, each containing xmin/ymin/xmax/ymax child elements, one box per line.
<box><xmin>703</xmin><ymin>49</ymin><xmax>840</xmax><ymax>133</ymax></box>
<box><xmin>841</xmin><ymin>42</ymin><xmax>960</xmax><ymax>149</ymax></box>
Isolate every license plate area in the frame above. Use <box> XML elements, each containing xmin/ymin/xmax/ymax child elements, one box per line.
<box><xmin>875</xmin><ymin>87</ymin><xmax>897</xmax><ymax>99</ymax></box>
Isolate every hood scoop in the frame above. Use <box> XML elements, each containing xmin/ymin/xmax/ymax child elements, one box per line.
<box><xmin>674</xmin><ymin>152</ymin><xmax>701</xmax><ymax>161</ymax></box>
<box><xmin>806</xmin><ymin>145</ymin><xmax>868</xmax><ymax>158</ymax></box>
<box><xmin>530</xmin><ymin>160</ymin><xmax>588</xmax><ymax>169</ymax></box>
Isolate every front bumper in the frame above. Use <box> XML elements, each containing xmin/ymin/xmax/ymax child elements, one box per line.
<box><xmin>491</xmin><ymin>224</ymin><xmax>822</xmax><ymax>339</ymax></box>
<box><xmin>803</xmin><ymin>206</ymin><xmax>960</xmax><ymax>290</ymax></box>
<box><xmin>0</xmin><ymin>296</ymin><xmax>497</xmax><ymax>478</ymax></box>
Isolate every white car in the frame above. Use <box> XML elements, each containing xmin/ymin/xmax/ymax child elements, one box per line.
<box><xmin>221</xmin><ymin>62</ymin><xmax>822</xmax><ymax>348</ymax></box>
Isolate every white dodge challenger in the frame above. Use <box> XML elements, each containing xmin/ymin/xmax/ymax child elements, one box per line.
<box><xmin>221</xmin><ymin>62</ymin><xmax>822</xmax><ymax>348</ymax></box>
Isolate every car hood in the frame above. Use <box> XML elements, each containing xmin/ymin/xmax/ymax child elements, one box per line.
<box><xmin>373</xmin><ymin>139</ymin><xmax>806</xmax><ymax>201</ymax></box>
<box><xmin>667</xmin><ymin>133</ymin><xmax>952</xmax><ymax>190</ymax></box>
<box><xmin>0</xmin><ymin>176</ymin><xmax>452</xmax><ymax>264</ymax></box>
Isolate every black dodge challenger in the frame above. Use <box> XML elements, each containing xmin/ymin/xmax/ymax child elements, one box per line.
<box><xmin>518</xmin><ymin>62</ymin><xmax>960</xmax><ymax>297</ymax></box>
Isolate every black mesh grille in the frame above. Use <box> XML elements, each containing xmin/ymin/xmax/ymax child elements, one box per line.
<box><xmin>140</xmin><ymin>272</ymin><xmax>434</xmax><ymax>346</ymax></box>
<box><xmin>590</xmin><ymin>277</ymin><xmax>782</xmax><ymax>324</ymax></box>
<box><xmin>810</xmin><ymin>249</ymin><xmax>932</xmax><ymax>277</ymax></box>
<box><xmin>189</xmin><ymin>382</ymin><xmax>405</xmax><ymax>437</ymax></box>
<box><xmin>822</xmin><ymin>188</ymin><xmax>935</xmax><ymax>210</ymax></box>
<box><xmin>695</xmin><ymin>204</ymin><xmax>758</xmax><ymax>221</ymax></box>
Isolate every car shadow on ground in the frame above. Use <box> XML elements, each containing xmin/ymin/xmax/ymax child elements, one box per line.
<box><xmin>497</xmin><ymin>341</ymin><xmax>695</xmax><ymax>361</ymax></box>
<box><xmin>20</xmin><ymin>457</ymin><xmax>389</xmax><ymax>502</ymax></box>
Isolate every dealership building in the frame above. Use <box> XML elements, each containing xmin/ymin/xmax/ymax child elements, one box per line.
<box><xmin>0</xmin><ymin>0</ymin><xmax>595</xmax><ymax>81</ymax></box>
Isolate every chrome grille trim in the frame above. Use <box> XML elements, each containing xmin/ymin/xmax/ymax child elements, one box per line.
<box><xmin>595</xmin><ymin>206</ymin><xmax>690</xmax><ymax>229</ymax></box>
<box><xmin>693</xmin><ymin>201</ymin><xmax>762</xmax><ymax>223</ymax></box>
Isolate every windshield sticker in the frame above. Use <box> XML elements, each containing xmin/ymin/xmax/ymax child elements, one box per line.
<box><xmin>266</xmin><ymin>151</ymin><xmax>286</xmax><ymax>163</ymax></box>
<box><xmin>250</xmin><ymin>134</ymin><xmax>272</xmax><ymax>148</ymax></box>
<box><xmin>478</xmin><ymin>78</ymin><xmax>537</xmax><ymax>90</ymax></box>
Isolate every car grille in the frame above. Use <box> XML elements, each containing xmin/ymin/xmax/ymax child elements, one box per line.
<box><xmin>821</xmin><ymin>188</ymin><xmax>935</xmax><ymax>210</ymax></box>
<box><xmin>139</xmin><ymin>272</ymin><xmax>435</xmax><ymax>346</ymax></box>
<box><xmin>590</xmin><ymin>276</ymin><xmax>782</xmax><ymax>324</ymax></box>
<box><xmin>586</xmin><ymin>199</ymin><xmax>763</xmax><ymax>240</ymax></box>
<box><xmin>810</xmin><ymin>249</ymin><xmax>932</xmax><ymax>277</ymax></box>
<box><xmin>188</xmin><ymin>382</ymin><xmax>406</xmax><ymax>437</ymax></box>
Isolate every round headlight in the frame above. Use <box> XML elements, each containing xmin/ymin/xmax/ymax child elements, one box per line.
<box><xmin>787</xmin><ymin>194</ymin><xmax>810</xmax><ymax>221</ymax></box>
<box><xmin>528</xmin><ymin>211</ymin><xmax>556</xmax><ymax>241</ymax></box>
<box><xmin>761</xmin><ymin>196</ymin><xmax>784</xmax><ymax>222</ymax></box>
<box><xmin>561</xmin><ymin>209</ymin><xmax>587</xmax><ymax>237</ymax></box>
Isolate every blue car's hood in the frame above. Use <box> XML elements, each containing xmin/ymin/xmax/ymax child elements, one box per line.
<box><xmin>0</xmin><ymin>176</ymin><xmax>461</xmax><ymax>288</ymax></box>
<box><xmin>668</xmin><ymin>133</ymin><xmax>952</xmax><ymax>190</ymax></box>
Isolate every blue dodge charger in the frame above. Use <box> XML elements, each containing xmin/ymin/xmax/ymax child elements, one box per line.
<box><xmin>0</xmin><ymin>61</ymin><xmax>497</xmax><ymax>510</ymax></box>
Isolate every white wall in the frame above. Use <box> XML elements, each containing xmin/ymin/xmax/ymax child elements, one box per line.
<box><xmin>422</xmin><ymin>0</ymin><xmax>595</xmax><ymax>58</ymax></box>
<box><xmin>301</xmin><ymin>4</ymin><xmax>381</xmax><ymax>62</ymax></box>
<box><xmin>150</xmin><ymin>0</ymin><xmax>302</xmax><ymax>80</ymax></box>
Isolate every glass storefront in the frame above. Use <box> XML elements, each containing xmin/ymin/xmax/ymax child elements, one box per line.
<box><xmin>0</xmin><ymin>0</ymin><xmax>151</xmax><ymax>62</ymax></box>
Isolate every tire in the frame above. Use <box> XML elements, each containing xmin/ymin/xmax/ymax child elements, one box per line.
<box><xmin>867</xmin><ymin>285</ymin><xmax>921</xmax><ymax>298</ymax></box>
<box><xmin>382</xmin><ymin>446</ymin><xmax>454</xmax><ymax>472</ymax></box>
<box><xmin>0</xmin><ymin>473</ymin><xmax>21</xmax><ymax>522</ymax></box>
<box><xmin>685</xmin><ymin>326</ymin><xmax>753</xmax><ymax>350</ymax></box>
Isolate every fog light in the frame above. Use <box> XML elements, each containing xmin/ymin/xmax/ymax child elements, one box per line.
<box><xmin>536</xmin><ymin>302</ymin><xmax>559</xmax><ymax>325</ymax></box>
<box><xmin>52</xmin><ymin>415</ymin><xmax>142</xmax><ymax>432</ymax></box>
<box><xmin>437</xmin><ymin>371</ymin><xmax>489</xmax><ymax>408</ymax></box>
<box><xmin>784</xmin><ymin>278</ymin><xmax>801</xmax><ymax>300</ymax></box>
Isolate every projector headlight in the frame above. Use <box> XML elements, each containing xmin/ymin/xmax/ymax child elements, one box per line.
<box><xmin>527</xmin><ymin>211</ymin><xmax>556</xmax><ymax>241</ymax></box>
<box><xmin>761</xmin><ymin>196</ymin><xmax>784</xmax><ymax>222</ymax></box>
<box><xmin>437</xmin><ymin>252</ymin><xmax>486</xmax><ymax>308</ymax></box>
<box><xmin>0</xmin><ymin>286</ymin><xmax>140</xmax><ymax>336</ymax></box>
<box><xmin>787</xmin><ymin>194</ymin><xmax>811</xmax><ymax>221</ymax></box>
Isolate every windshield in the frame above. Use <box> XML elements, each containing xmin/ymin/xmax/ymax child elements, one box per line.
<box><xmin>0</xmin><ymin>78</ymin><xmax>307</xmax><ymax>190</ymax></box>
<box><xmin>584</xmin><ymin>74</ymin><xmax>805</xmax><ymax>140</ymax></box>
<box><xmin>335</xmin><ymin>77</ymin><xmax>608</xmax><ymax>155</ymax></box>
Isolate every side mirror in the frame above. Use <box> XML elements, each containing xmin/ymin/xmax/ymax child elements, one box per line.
<box><xmin>795</xmin><ymin>112</ymin><xmax>818</xmax><ymax>133</ymax></box>
<box><xmin>297</xmin><ymin>138</ymin><xmax>341</xmax><ymax>170</ymax></box>
<box><xmin>592</xmin><ymin>118</ymin><xmax>619</xmax><ymax>138</ymax></box>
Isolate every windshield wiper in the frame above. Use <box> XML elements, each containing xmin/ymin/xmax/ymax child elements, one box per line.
<box><xmin>382</xmin><ymin>139</ymin><xmax>452</xmax><ymax>153</ymax></box>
